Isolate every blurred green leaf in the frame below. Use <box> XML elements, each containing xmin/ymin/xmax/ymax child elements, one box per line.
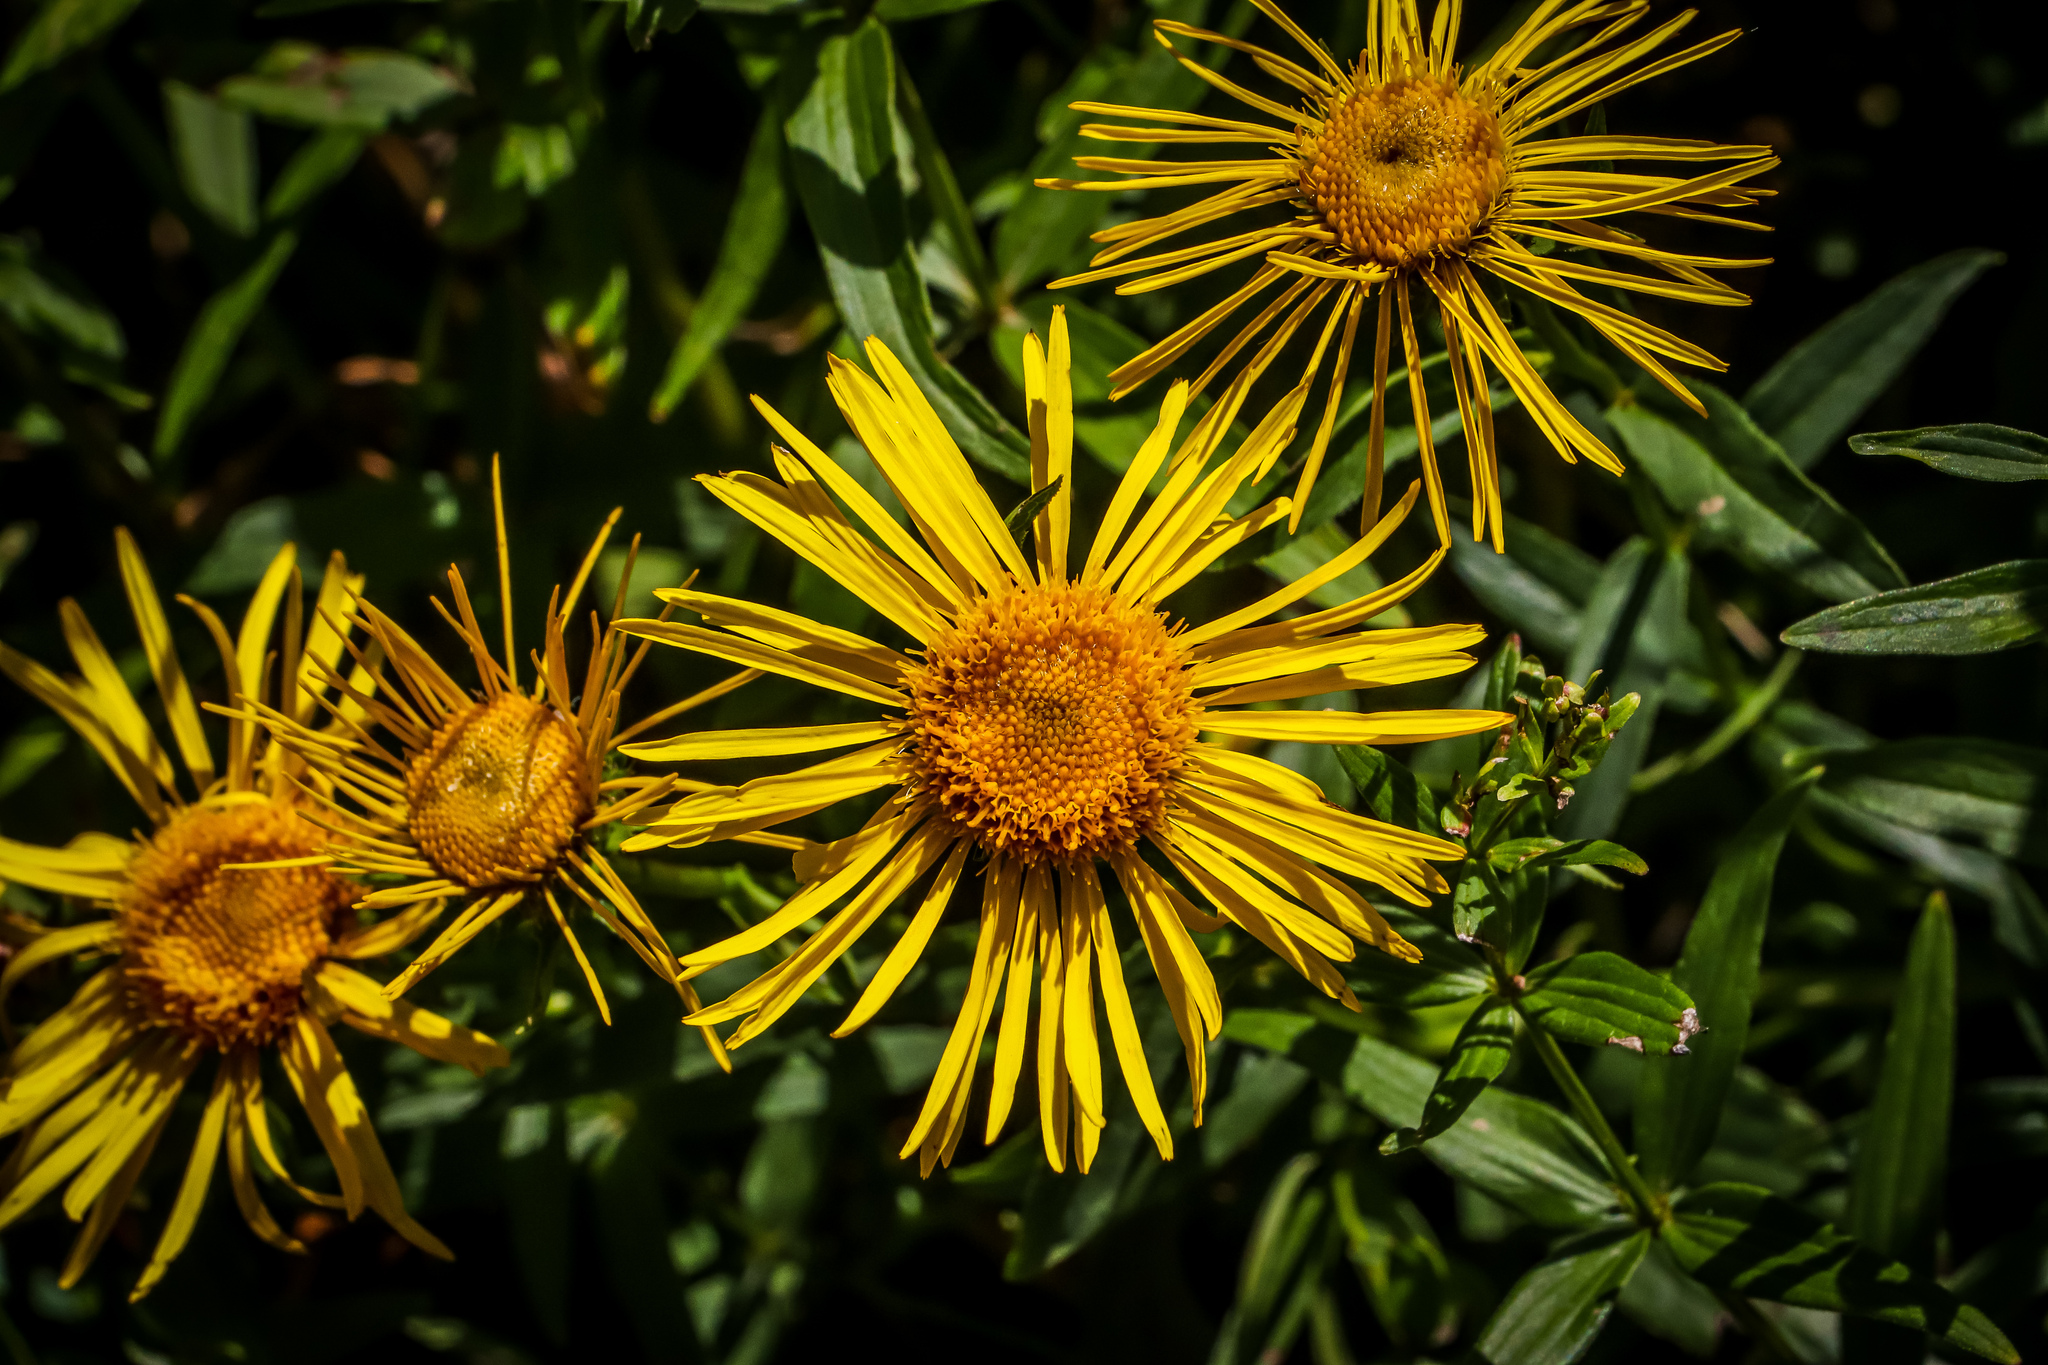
<box><xmin>1744</xmin><ymin>248</ymin><xmax>2003</xmax><ymax>469</ymax></box>
<box><xmin>1004</xmin><ymin>1116</ymin><xmax>1146</xmax><ymax>1278</ymax></box>
<box><xmin>650</xmin><ymin>106</ymin><xmax>788</xmax><ymax>422</ymax></box>
<box><xmin>1448</xmin><ymin>511</ymin><xmax>1598</xmax><ymax>657</ymax></box>
<box><xmin>1204</xmin><ymin>1048</ymin><xmax>1311</xmax><ymax>1168</ymax></box>
<box><xmin>1346</xmin><ymin>1035</ymin><xmax>1618</xmax><ymax>1228</ymax></box>
<box><xmin>220</xmin><ymin>44</ymin><xmax>459</xmax><ymax>132</ymax></box>
<box><xmin>1381</xmin><ymin>998</ymin><xmax>1514</xmax><ymax>1154</ymax></box>
<box><xmin>164</xmin><ymin>81</ymin><xmax>257</xmax><ymax>237</ymax></box>
<box><xmin>624</xmin><ymin>0</ymin><xmax>699</xmax><ymax>49</ymax></box>
<box><xmin>593</xmin><ymin>1120</ymin><xmax>704</xmax><ymax>1363</ymax></box>
<box><xmin>153</xmin><ymin>229</ymin><xmax>298</xmax><ymax>460</ymax></box>
<box><xmin>1819</xmin><ymin>738</ymin><xmax>2048</xmax><ymax>866</ymax></box>
<box><xmin>0</xmin><ymin>0</ymin><xmax>142</xmax><ymax>92</ymax></box>
<box><xmin>1519</xmin><ymin>952</ymin><xmax>1695</xmax><ymax>1056</ymax></box>
<box><xmin>500</xmin><ymin>1103</ymin><xmax>571</xmax><ymax>1345</ymax></box>
<box><xmin>1636</xmin><ymin>775</ymin><xmax>1816</xmax><ymax>1190</ymax></box>
<box><xmin>875</xmin><ymin>0</ymin><xmax>997</xmax><ymax>17</ymax></box>
<box><xmin>1611</xmin><ymin>385</ymin><xmax>1906</xmax><ymax>604</ymax></box>
<box><xmin>1616</xmin><ymin>1236</ymin><xmax>1724</xmax><ymax>1358</ymax></box>
<box><xmin>783</xmin><ymin>18</ymin><xmax>1028</xmax><ymax>480</ymax></box>
<box><xmin>0</xmin><ymin>718</ymin><xmax>65</xmax><ymax>801</ymax></box>
<box><xmin>1475</xmin><ymin>1227</ymin><xmax>1648</xmax><ymax>1365</ymax></box>
<box><xmin>1665</xmin><ymin>1183</ymin><xmax>2016</xmax><ymax>1362</ymax></box>
<box><xmin>1781</xmin><ymin>560</ymin><xmax>2048</xmax><ymax>655</ymax></box>
<box><xmin>0</xmin><ymin>235</ymin><xmax>124</xmax><ymax>358</ymax></box>
<box><xmin>1488</xmin><ymin>838</ymin><xmax>1646</xmax><ymax>877</ymax></box>
<box><xmin>264</xmin><ymin>127</ymin><xmax>366</xmax><ymax>220</ymax></box>
<box><xmin>1851</xmin><ymin>423</ymin><xmax>2048</xmax><ymax>483</ymax></box>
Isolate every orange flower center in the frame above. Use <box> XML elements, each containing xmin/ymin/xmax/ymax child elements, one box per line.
<box><xmin>407</xmin><ymin>693</ymin><xmax>593</xmax><ymax>888</ymax></box>
<box><xmin>903</xmin><ymin>582</ymin><xmax>1199</xmax><ymax>866</ymax></box>
<box><xmin>1301</xmin><ymin>73</ymin><xmax>1507</xmax><ymax>268</ymax></box>
<box><xmin>120</xmin><ymin>802</ymin><xmax>356</xmax><ymax>1050</ymax></box>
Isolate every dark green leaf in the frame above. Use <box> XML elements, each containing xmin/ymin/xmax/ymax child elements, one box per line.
<box><xmin>624</xmin><ymin>0</ymin><xmax>698</xmax><ymax>49</ymax></box>
<box><xmin>1849</xmin><ymin>893</ymin><xmax>1954</xmax><ymax>1267</ymax></box>
<box><xmin>1488</xmin><ymin>838</ymin><xmax>1647</xmax><ymax>877</ymax></box>
<box><xmin>1610</xmin><ymin>385</ymin><xmax>1906</xmax><ymax>603</ymax></box>
<box><xmin>1636</xmin><ymin>775</ymin><xmax>1816</xmax><ymax>1190</ymax></box>
<box><xmin>1346</xmin><ymin>1035</ymin><xmax>1619</xmax><ymax>1228</ymax></box>
<box><xmin>1520</xmin><ymin>952</ymin><xmax>1696</xmax><ymax>1055</ymax></box>
<box><xmin>1237</xmin><ymin>1155</ymin><xmax>1324</xmax><ymax>1323</ymax></box>
<box><xmin>0</xmin><ymin>236</ymin><xmax>124</xmax><ymax>358</ymax></box>
<box><xmin>1616</xmin><ymin>1236</ymin><xmax>1724</xmax><ymax>1358</ymax></box>
<box><xmin>153</xmin><ymin>229</ymin><xmax>298</xmax><ymax>460</ymax></box>
<box><xmin>0</xmin><ymin>0</ymin><xmax>144</xmax><ymax>92</ymax></box>
<box><xmin>262</xmin><ymin>128</ymin><xmax>365</xmax><ymax>220</ymax></box>
<box><xmin>499</xmin><ymin>1104</ymin><xmax>570</xmax><ymax>1344</ymax></box>
<box><xmin>650</xmin><ymin>107</ymin><xmax>788</xmax><ymax>422</ymax></box>
<box><xmin>220</xmin><ymin>44</ymin><xmax>459</xmax><ymax>132</ymax></box>
<box><xmin>783</xmin><ymin>19</ymin><xmax>1028</xmax><ymax>480</ymax></box>
<box><xmin>990</xmin><ymin>296</ymin><xmax>1161</xmax><ymax>470</ymax></box>
<box><xmin>1665</xmin><ymin>1183</ymin><xmax>2017</xmax><ymax>1363</ymax></box>
<box><xmin>1346</xmin><ymin>905</ymin><xmax>1491</xmax><ymax>1007</ymax></box>
<box><xmin>1781</xmin><ymin>560</ymin><xmax>2048</xmax><ymax>655</ymax></box>
<box><xmin>1475</xmin><ymin>1228</ymin><xmax>1648</xmax><ymax>1365</ymax></box>
<box><xmin>1003</xmin><ymin>477</ymin><xmax>1061</xmax><ymax>534</ymax></box>
<box><xmin>1851</xmin><ymin>423</ymin><xmax>2048</xmax><ymax>482</ymax></box>
<box><xmin>1818</xmin><ymin>738</ymin><xmax>2048</xmax><ymax>866</ymax></box>
<box><xmin>875</xmin><ymin>0</ymin><xmax>997</xmax><ymax>17</ymax></box>
<box><xmin>1335</xmin><ymin>745</ymin><xmax>1441</xmax><ymax>835</ymax></box>
<box><xmin>1381</xmin><ymin>998</ymin><xmax>1515</xmax><ymax>1153</ymax></box>
<box><xmin>1744</xmin><ymin>249</ymin><xmax>2003</xmax><ymax>469</ymax></box>
<box><xmin>896</xmin><ymin>67</ymin><xmax>999</xmax><ymax>319</ymax></box>
<box><xmin>1448</xmin><ymin>512</ymin><xmax>1598</xmax><ymax>657</ymax></box>
<box><xmin>1004</xmin><ymin>1116</ymin><xmax>1147</xmax><ymax>1278</ymax></box>
<box><xmin>164</xmin><ymin>82</ymin><xmax>257</xmax><ymax>237</ymax></box>
<box><xmin>1204</xmin><ymin>1049</ymin><xmax>1312</xmax><ymax>1169</ymax></box>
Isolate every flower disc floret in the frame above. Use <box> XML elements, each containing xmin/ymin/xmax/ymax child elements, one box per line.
<box><xmin>1301</xmin><ymin>73</ymin><xmax>1507</xmax><ymax>268</ymax></box>
<box><xmin>407</xmin><ymin>693</ymin><xmax>593</xmax><ymax>888</ymax></box>
<box><xmin>903</xmin><ymin>581</ymin><xmax>1199</xmax><ymax>865</ymax></box>
<box><xmin>119</xmin><ymin>802</ymin><xmax>356</xmax><ymax>1050</ymax></box>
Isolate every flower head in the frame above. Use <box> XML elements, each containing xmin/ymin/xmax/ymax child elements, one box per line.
<box><xmin>0</xmin><ymin>534</ymin><xmax>505</xmax><ymax>1300</ymax></box>
<box><xmin>245</xmin><ymin>462</ymin><xmax>760</xmax><ymax>1060</ymax></box>
<box><xmin>1039</xmin><ymin>0</ymin><xmax>1776</xmax><ymax>549</ymax></box>
<box><xmin>617</xmin><ymin>315</ymin><xmax>1509</xmax><ymax>1175</ymax></box>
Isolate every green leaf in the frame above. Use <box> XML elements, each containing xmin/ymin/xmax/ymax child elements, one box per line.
<box><xmin>649</xmin><ymin>107</ymin><xmax>789</xmax><ymax>422</ymax></box>
<box><xmin>164</xmin><ymin>82</ymin><xmax>257</xmax><ymax>238</ymax></box>
<box><xmin>1488</xmin><ymin>838</ymin><xmax>1647</xmax><ymax>877</ymax></box>
<box><xmin>1610</xmin><ymin>385</ymin><xmax>1906</xmax><ymax>603</ymax></box>
<box><xmin>1849</xmin><ymin>893</ymin><xmax>1954</xmax><ymax>1267</ymax></box>
<box><xmin>262</xmin><ymin>128</ymin><xmax>366</xmax><ymax>220</ymax></box>
<box><xmin>783</xmin><ymin>19</ymin><xmax>1028</xmax><ymax>480</ymax></box>
<box><xmin>1475</xmin><ymin>1228</ymin><xmax>1649</xmax><ymax>1365</ymax></box>
<box><xmin>875</xmin><ymin>0</ymin><xmax>997</xmax><ymax>17</ymax></box>
<box><xmin>1851</xmin><ymin>423</ymin><xmax>2048</xmax><ymax>483</ymax></box>
<box><xmin>990</xmin><ymin>296</ymin><xmax>1162</xmax><ymax>471</ymax></box>
<box><xmin>153</xmin><ymin>230</ymin><xmax>299</xmax><ymax>461</ymax></box>
<box><xmin>1381</xmin><ymin>998</ymin><xmax>1515</xmax><ymax>1154</ymax></box>
<box><xmin>1003</xmin><ymin>477</ymin><xmax>1061</xmax><ymax>534</ymax></box>
<box><xmin>1346</xmin><ymin>905</ymin><xmax>1491</xmax><ymax>1007</ymax></box>
<box><xmin>0</xmin><ymin>236</ymin><xmax>124</xmax><ymax>358</ymax></box>
<box><xmin>1665</xmin><ymin>1183</ymin><xmax>2017</xmax><ymax>1363</ymax></box>
<box><xmin>1635</xmin><ymin>775</ymin><xmax>1816</xmax><ymax>1190</ymax></box>
<box><xmin>220</xmin><ymin>44</ymin><xmax>459</xmax><ymax>132</ymax></box>
<box><xmin>1448</xmin><ymin>512</ymin><xmax>1598</xmax><ymax>657</ymax></box>
<box><xmin>0</xmin><ymin>0</ymin><xmax>144</xmax><ymax>93</ymax></box>
<box><xmin>1346</xmin><ymin>1034</ymin><xmax>1619</xmax><ymax>1228</ymax></box>
<box><xmin>1335</xmin><ymin>745</ymin><xmax>1441</xmax><ymax>835</ymax></box>
<box><xmin>1616</xmin><ymin>1236</ymin><xmax>1725</xmax><ymax>1358</ymax></box>
<box><xmin>1744</xmin><ymin>248</ymin><xmax>2003</xmax><ymax>469</ymax></box>
<box><xmin>896</xmin><ymin>67</ymin><xmax>999</xmax><ymax>320</ymax></box>
<box><xmin>1781</xmin><ymin>560</ymin><xmax>2048</xmax><ymax>655</ymax></box>
<box><xmin>1519</xmin><ymin>952</ymin><xmax>1696</xmax><ymax>1056</ymax></box>
<box><xmin>1004</xmin><ymin>1115</ymin><xmax>1147</xmax><ymax>1277</ymax></box>
<box><xmin>1819</xmin><ymin>738</ymin><xmax>2048</xmax><ymax>866</ymax></box>
<box><xmin>499</xmin><ymin>1104</ymin><xmax>571</xmax><ymax>1344</ymax></box>
<box><xmin>624</xmin><ymin>0</ymin><xmax>699</xmax><ymax>49</ymax></box>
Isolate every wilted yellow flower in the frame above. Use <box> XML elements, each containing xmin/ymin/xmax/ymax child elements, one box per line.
<box><xmin>616</xmin><ymin>314</ymin><xmax>1509</xmax><ymax>1175</ymax></box>
<box><xmin>1041</xmin><ymin>0</ymin><xmax>1775</xmax><ymax>548</ymax></box>
<box><xmin>0</xmin><ymin>535</ymin><xmax>504</xmax><ymax>1300</ymax></box>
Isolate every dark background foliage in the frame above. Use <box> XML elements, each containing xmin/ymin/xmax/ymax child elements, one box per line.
<box><xmin>4</xmin><ymin>0</ymin><xmax>2048</xmax><ymax>1362</ymax></box>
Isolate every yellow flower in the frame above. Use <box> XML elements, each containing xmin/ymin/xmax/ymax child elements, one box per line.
<box><xmin>615</xmin><ymin>313</ymin><xmax>1510</xmax><ymax>1175</ymax></box>
<box><xmin>0</xmin><ymin>533</ymin><xmax>505</xmax><ymax>1300</ymax></box>
<box><xmin>1039</xmin><ymin>0</ymin><xmax>1776</xmax><ymax>549</ymax></box>
<box><xmin>244</xmin><ymin>462</ymin><xmax>759</xmax><ymax>1062</ymax></box>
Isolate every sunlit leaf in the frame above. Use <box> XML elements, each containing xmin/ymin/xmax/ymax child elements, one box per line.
<box><xmin>1519</xmin><ymin>952</ymin><xmax>1695</xmax><ymax>1056</ymax></box>
<box><xmin>1782</xmin><ymin>560</ymin><xmax>2048</xmax><ymax>655</ymax></box>
<box><xmin>1851</xmin><ymin>423</ymin><xmax>2048</xmax><ymax>483</ymax></box>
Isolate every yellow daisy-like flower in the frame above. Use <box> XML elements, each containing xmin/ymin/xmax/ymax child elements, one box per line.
<box><xmin>245</xmin><ymin>463</ymin><xmax>759</xmax><ymax>1060</ymax></box>
<box><xmin>0</xmin><ymin>534</ymin><xmax>505</xmax><ymax>1300</ymax></box>
<box><xmin>1039</xmin><ymin>0</ymin><xmax>1776</xmax><ymax>548</ymax></box>
<box><xmin>615</xmin><ymin>314</ymin><xmax>1510</xmax><ymax>1175</ymax></box>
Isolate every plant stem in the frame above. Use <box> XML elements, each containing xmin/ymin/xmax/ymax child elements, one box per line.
<box><xmin>1711</xmin><ymin>1287</ymin><xmax>1805</xmax><ymax>1364</ymax></box>
<box><xmin>1515</xmin><ymin>1007</ymin><xmax>1664</xmax><ymax>1222</ymax></box>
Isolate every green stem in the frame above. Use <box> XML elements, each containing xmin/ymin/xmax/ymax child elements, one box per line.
<box><xmin>1515</xmin><ymin>1007</ymin><xmax>1663</xmax><ymax>1222</ymax></box>
<box><xmin>1710</xmin><ymin>1287</ymin><xmax>1804</xmax><ymax>1364</ymax></box>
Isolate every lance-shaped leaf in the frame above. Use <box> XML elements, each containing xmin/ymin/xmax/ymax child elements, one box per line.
<box><xmin>1782</xmin><ymin>560</ymin><xmax>2048</xmax><ymax>655</ymax></box>
<box><xmin>154</xmin><ymin>230</ymin><xmax>298</xmax><ymax>460</ymax></box>
<box><xmin>1488</xmin><ymin>838</ymin><xmax>1647</xmax><ymax>878</ymax></box>
<box><xmin>784</xmin><ymin>19</ymin><xmax>1028</xmax><ymax>480</ymax></box>
<box><xmin>1851</xmin><ymin>423</ymin><xmax>2048</xmax><ymax>483</ymax></box>
<box><xmin>649</xmin><ymin>106</ymin><xmax>789</xmax><ymax>422</ymax></box>
<box><xmin>165</xmin><ymin>82</ymin><xmax>257</xmax><ymax>238</ymax></box>
<box><xmin>1609</xmin><ymin>385</ymin><xmax>1906</xmax><ymax>604</ymax></box>
<box><xmin>263</xmin><ymin>128</ymin><xmax>365</xmax><ymax>221</ymax></box>
<box><xmin>1476</xmin><ymin>1228</ymin><xmax>1649</xmax><ymax>1365</ymax></box>
<box><xmin>1381</xmin><ymin>998</ymin><xmax>1515</xmax><ymax>1154</ymax></box>
<box><xmin>1818</xmin><ymin>738</ymin><xmax>2048</xmax><ymax>867</ymax></box>
<box><xmin>1664</xmin><ymin>1183</ymin><xmax>2017</xmax><ymax>1363</ymax></box>
<box><xmin>1346</xmin><ymin>905</ymin><xmax>1491</xmax><ymax>1008</ymax></box>
<box><xmin>1636</xmin><ymin>775</ymin><xmax>1816</xmax><ymax>1189</ymax></box>
<box><xmin>1336</xmin><ymin>745</ymin><xmax>1441</xmax><ymax>836</ymax></box>
<box><xmin>0</xmin><ymin>0</ymin><xmax>144</xmax><ymax>92</ymax></box>
<box><xmin>1449</xmin><ymin>510</ymin><xmax>1598</xmax><ymax>657</ymax></box>
<box><xmin>1744</xmin><ymin>248</ymin><xmax>2003</xmax><ymax>469</ymax></box>
<box><xmin>220</xmin><ymin>44</ymin><xmax>459</xmax><ymax>132</ymax></box>
<box><xmin>1346</xmin><ymin>1035</ymin><xmax>1619</xmax><ymax>1228</ymax></box>
<box><xmin>1519</xmin><ymin>952</ymin><xmax>1696</xmax><ymax>1055</ymax></box>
